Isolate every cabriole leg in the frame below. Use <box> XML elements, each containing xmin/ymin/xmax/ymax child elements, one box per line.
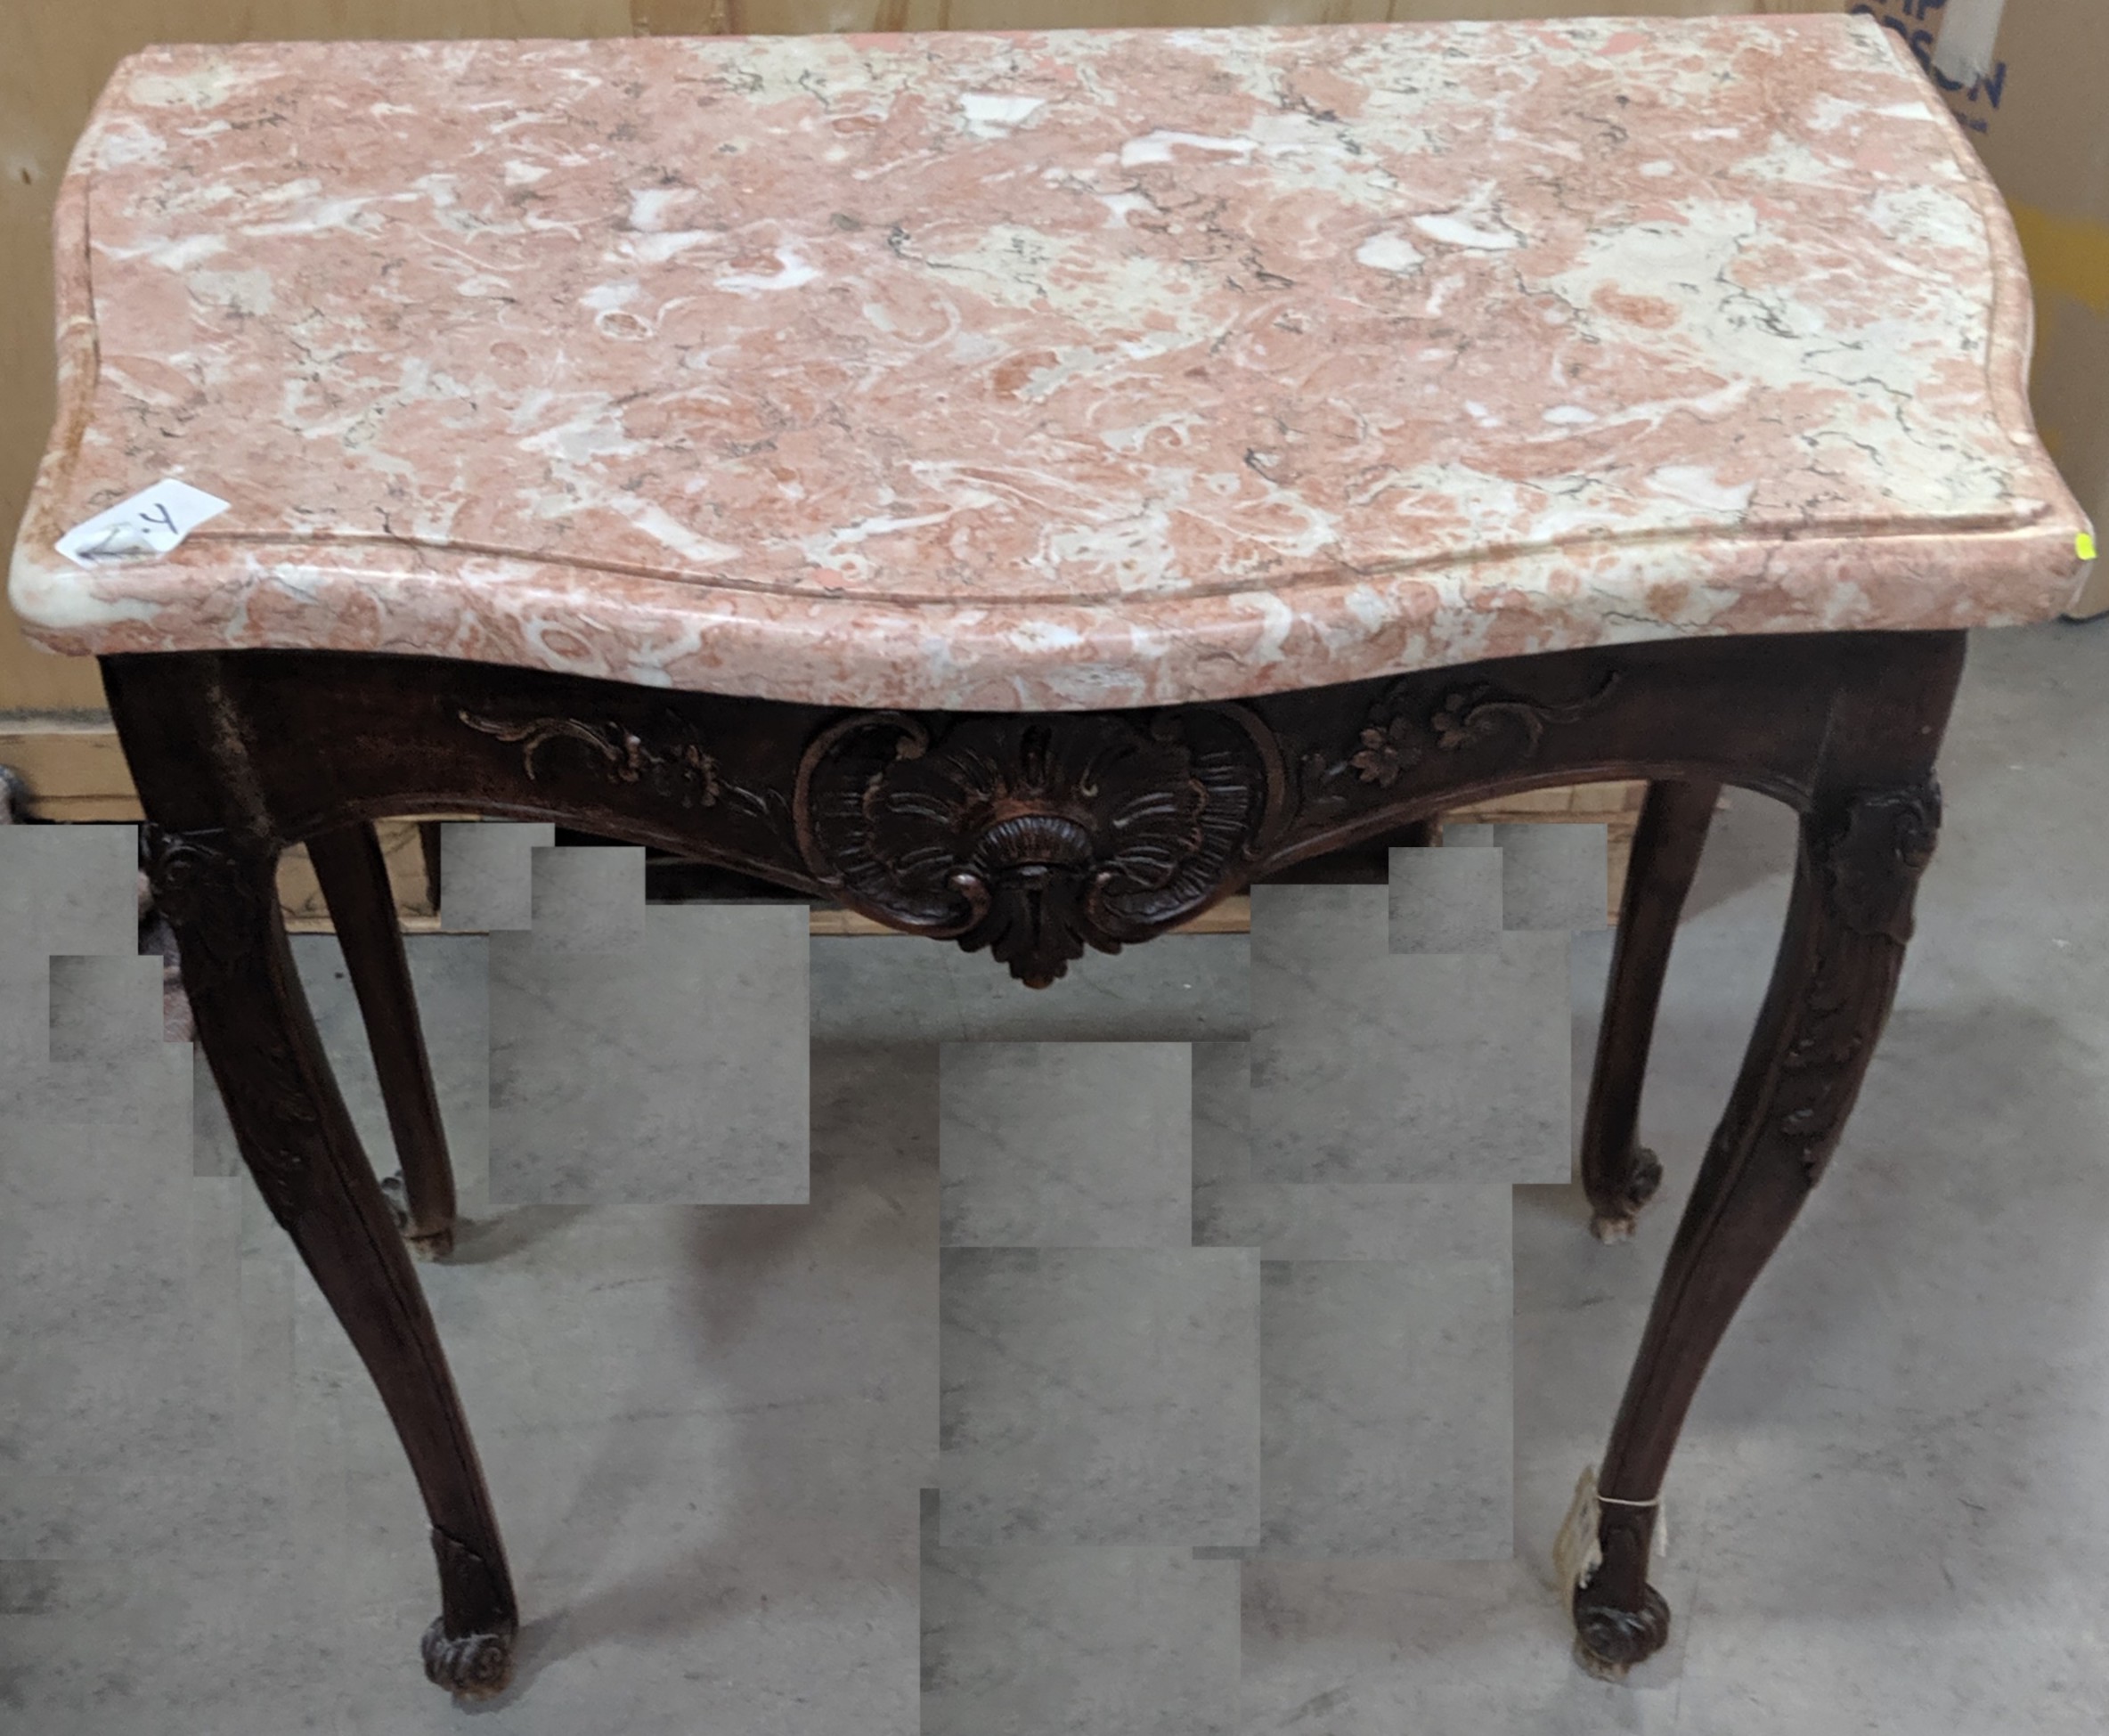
<box><xmin>307</xmin><ymin>821</ymin><xmax>460</xmax><ymax>1259</ymax></box>
<box><xmin>1571</xmin><ymin>779</ymin><xmax>1939</xmax><ymax>1676</ymax></box>
<box><xmin>1580</xmin><ymin>780</ymin><xmax>1722</xmax><ymax>1242</ymax></box>
<box><xmin>142</xmin><ymin>822</ymin><xmax>517</xmax><ymax>1696</ymax></box>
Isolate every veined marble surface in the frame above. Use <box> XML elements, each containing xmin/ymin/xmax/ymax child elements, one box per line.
<box><xmin>7</xmin><ymin>17</ymin><xmax>2092</xmax><ymax>710</ymax></box>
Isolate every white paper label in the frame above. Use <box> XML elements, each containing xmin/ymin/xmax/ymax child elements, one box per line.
<box><xmin>55</xmin><ymin>479</ymin><xmax>230</xmax><ymax>569</ymax></box>
<box><xmin>1552</xmin><ymin>1465</ymin><xmax>1605</xmax><ymax>1593</ymax></box>
<box><xmin>1931</xmin><ymin>0</ymin><xmax>2007</xmax><ymax>86</ymax></box>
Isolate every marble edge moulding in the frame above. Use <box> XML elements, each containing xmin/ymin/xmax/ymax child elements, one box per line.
<box><xmin>5</xmin><ymin>15</ymin><xmax>2095</xmax><ymax>713</ymax></box>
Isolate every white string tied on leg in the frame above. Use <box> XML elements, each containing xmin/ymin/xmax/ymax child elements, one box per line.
<box><xmin>1599</xmin><ymin>1487</ymin><xmax>1668</xmax><ymax>1561</ymax></box>
<box><xmin>1552</xmin><ymin>1465</ymin><xmax>1668</xmax><ymax>1596</ymax></box>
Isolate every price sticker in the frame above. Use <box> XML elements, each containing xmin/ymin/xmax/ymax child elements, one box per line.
<box><xmin>55</xmin><ymin>479</ymin><xmax>231</xmax><ymax>569</ymax></box>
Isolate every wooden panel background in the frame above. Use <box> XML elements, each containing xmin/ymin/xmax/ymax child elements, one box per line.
<box><xmin>0</xmin><ymin>0</ymin><xmax>1842</xmax><ymax>718</ymax></box>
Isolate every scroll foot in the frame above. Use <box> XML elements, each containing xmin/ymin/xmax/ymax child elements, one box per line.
<box><xmin>1571</xmin><ymin>1580</ymin><xmax>1671</xmax><ymax>1681</ymax></box>
<box><xmin>380</xmin><ymin>1174</ymin><xmax>454</xmax><ymax>1261</ymax></box>
<box><xmin>420</xmin><ymin>1616</ymin><xmax>515</xmax><ymax>1698</ymax></box>
<box><xmin>1587</xmin><ymin>1148</ymin><xmax>1663</xmax><ymax>1243</ymax></box>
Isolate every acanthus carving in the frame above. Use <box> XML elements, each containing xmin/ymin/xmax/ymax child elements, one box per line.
<box><xmin>140</xmin><ymin>823</ymin><xmax>251</xmax><ymax>990</ymax></box>
<box><xmin>447</xmin><ymin>668</ymin><xmax>1632</xmax><ymax>984</ymax></box>
<box><xmin>1426</xmin><ymin>676</ymin><xmax>1624</xmax><ymax>755</ymax></box>
<box><xmin>1310</xmin><ymin>672</ymin><xmax>1622</xmax><ymax>812</ymax></box>
<box><xmin>794</xmin><ymin>706</ymin><xmax>1285</xmax><ymax>988</ymax></box>
<box><xmin>459</xmin><ymin>707</ymin><xmax>729</xmax><ymax>811</ymax></box>
<box><xmin>1771</xmin><ymin>777</ymin><xmax>1942</xmax><ymax>1175</ymax></box>
<box><xmin>454</xmin><ymin>704</ymin><xmax>804</xmax><ymax>845</ymax></box>
<box><xmin>1817</xmin><ymin>778</ymin><xmax>1941</xmax><ymax>945</ymax></box>
<box><xmin>140</xmin><ymin>822</ymin><xmax>325</xmax><ymax>1227</ymax></box>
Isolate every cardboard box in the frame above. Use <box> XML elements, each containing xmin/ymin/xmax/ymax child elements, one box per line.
<box><xmin>1853</xmin><ymin>1</ymin><xmax>2107</xmax><ymax>612</ymax></box>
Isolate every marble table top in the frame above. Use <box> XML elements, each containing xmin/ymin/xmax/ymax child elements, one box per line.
<box><xmin>8</xmin><ymin>17</ymin><xmax>2093</xmax><ymax>711</ymax></box>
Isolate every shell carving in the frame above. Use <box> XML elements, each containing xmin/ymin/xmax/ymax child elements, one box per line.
<box><xmin>796</xmin><ymin>709</ymin><xmax>1282</xmax><ymax>986</ymax></box>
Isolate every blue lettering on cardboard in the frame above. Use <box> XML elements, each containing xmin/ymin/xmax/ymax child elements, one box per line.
<box><xmin>1849</xmin><ymin>0</ymin><xmax>2006</xmax><ymax>131</ymax></box>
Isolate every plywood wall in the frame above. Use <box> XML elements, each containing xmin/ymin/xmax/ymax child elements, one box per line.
<box><xmin>0</xmin><ymin>0</ymin><xmax>1843</xmax><ymax>713</ymax></box>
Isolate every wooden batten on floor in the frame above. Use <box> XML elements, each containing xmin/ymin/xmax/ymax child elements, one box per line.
<box><xmin>0</xmin><ymin>717</ymin><xmax>138</xmax><ymax>821</ymax></box>
<box><xmin>1445</xmin><ymin>780</ymin><xmax>1649</xmax><ymax>926</ymax></box>
<box><xmin>278</xmin><ymin>823</ymin><xmax>444</xmax><ymax>935</ymax></box>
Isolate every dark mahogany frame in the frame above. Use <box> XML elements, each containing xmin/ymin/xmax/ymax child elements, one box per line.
<box><xmin>106</xmin><ymin>626</ymin><xmax>1962</xmax><ymax>1694</ymax></box>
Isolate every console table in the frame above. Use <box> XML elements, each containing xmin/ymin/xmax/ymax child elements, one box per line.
<box><xmin>9</xmin><ymin>15</ymin><xmax>2090</xmax><ymax>1698</ymax></box>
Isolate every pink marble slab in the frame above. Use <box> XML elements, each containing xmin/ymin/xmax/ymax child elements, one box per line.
<box><xmin>7</xmin><ymin>17</ymin><xmax>2093</xmax><ymax>711</ymax></box>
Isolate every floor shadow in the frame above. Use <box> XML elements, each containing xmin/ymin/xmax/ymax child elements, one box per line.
<box><xmin>444</xmin><ymin>1202</ymin><xmax>582</xmax><ymax>1267</ymax></box>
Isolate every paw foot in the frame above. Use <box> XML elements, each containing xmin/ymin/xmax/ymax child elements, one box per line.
<box><xmin>1588</xmin><ymin>1147</ymin><xmax>1663</xmax><ymax>1243</ymax></box>
<box><xmin>1571</xmin><ymin>1580</ymin><xmax>1671</xmax><ymax>1681</ymax></box>
<box><xmin>421</xmin><ymin>1617</ymin><xmax>515</xmax><ymax>1699</ymax></box>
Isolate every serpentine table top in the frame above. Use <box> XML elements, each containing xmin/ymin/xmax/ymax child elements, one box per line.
<box><xmin>14</xmin><ymin>18</ymin><xmax>2099</xmax><ymax>1701</ymax></box>
<box><xmin>7</xmin><ymin>14</ymin><xmax>2093</xmax><ymax>710</ymax></box>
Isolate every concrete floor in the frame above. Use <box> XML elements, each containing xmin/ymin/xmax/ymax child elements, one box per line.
<box><xmin>4</xmin><ymin>618</ymin><xmax>2109</xmax><ymax>1732</ymax></box>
